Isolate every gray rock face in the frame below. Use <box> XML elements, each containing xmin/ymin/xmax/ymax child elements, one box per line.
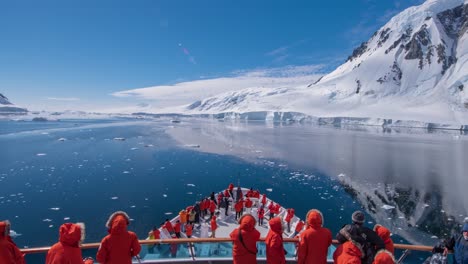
<box><xmin>0</xmin><ymin>93</ymin><xmax>12</xmax><ymax>105</ymax></box>
<box><xmin>347</xmin><ymin>42</ymin><xmax>368</xmax><ymax>62</ymax></box>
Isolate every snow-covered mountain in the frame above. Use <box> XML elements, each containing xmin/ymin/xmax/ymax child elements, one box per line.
<box><xmin>181</xmin><ymin>0</ymin><xmax>468</xmax><ymax>128</ymax></box>
<box><xmin>0</xmin><ymin>93</ymin><xmax>28</xmax><ymax>115</ymax></box>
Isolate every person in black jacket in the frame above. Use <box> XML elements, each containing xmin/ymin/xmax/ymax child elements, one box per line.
<box><xmin>336</xmin><ymin>211</ymin><xmax>385</xmax><ymax>264</ymax></box>
<box><xmin>442</xmin><ymin>220</ymin><xmax>468</xmax><ymax>264</ymax></box>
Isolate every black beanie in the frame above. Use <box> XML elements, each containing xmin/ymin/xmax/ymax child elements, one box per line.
<box><xmin>352</xmin><ymin>211</ymin><xmax>365</xmax><ymax>224</ymax></box>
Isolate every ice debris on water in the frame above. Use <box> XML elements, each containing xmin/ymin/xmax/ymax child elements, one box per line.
<box><xmin>113</xmin><ymin>137</ymin><xmax>125</xmax><ymax>141</ymax></box>
<box><xmin>111</xmin><ymin>197</ymin><xmax>118</xmax><ymax>200</ymax></box>
<box><xmin>338</xmin><ymin>173</ymin><xmax>346</xmax><ymax>177</ymax></box>
<box><xmin>381</xmin><ymin>205</ymin><xmax>395</xmax><ymax>210</ymax></box>
<box><xmin>187</xmin><ymin>183</ymin><xmax>196</xmax><ymax>187</ymax></box>
<box><xmin>49</xmin><ymin>225</ymin><xmax>54</xmax><ymax>228</ymax></box>
<box><xmin>58</xmin><ymin>138</ymin><xmax>66</xmax><ymax>141</ymax></box>
<box><xmin>163</xmin><ymin>194</ymin><xmax>168</xmax><ymax>198</ymax></box>
<box><xmin>9</xmin><ymin>230</ymin><xmax>21</xmax><ymax>237</ymax></box>
<box><xmin>43</xmin><ymin>219</ymin><xmax>52</xmax><ymax>222</ymax></box>
<box><xmin>266</xmin><ymin>188</ymin><xmax>273</xmax><ymax>192</ymax></box>
<box><xmin>63</xmin><ymin>217</ymin><xmax>70</xmax><ymax>220</ymax></box>
<box><xmin>50</xmin><ymin>207</ymin><xmax>60</xmax><ymax>211</ymax></box>
<box><xmin>36</xmin><ymin>153</ymin><xmax>47</xmax><ymax>156</ymax></box>
<box><xmin>164</xmin><ymin>212</ymin><xmax>172</xmax><ymax>215</ymax></box>
<box><xmin>123</xmin><ymin>171</ymin><xmax>130</xmax><ymax>174</ymax></box>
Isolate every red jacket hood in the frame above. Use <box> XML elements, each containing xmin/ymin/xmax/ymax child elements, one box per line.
<box><xmin>106</xmin><ymin>211</ymin><xmax>130</xmax><ymax>235</ymax></box>
<box><xmin>268</xmin><ymin>217</ymin><xmax>283</xmax><ymax>234</ymax></box>
<box><xmin>373</xmin><ymin>249</ymin><xmax>396</xmax><ymax>264</ymax></box>
<box><xmin>59</xmin><ymin>223</ymin><xmax>84</xmax><ymax>247</ymax></box>
<box><xmin>306</xmin><ymin>209</ymin><xmax>323</xmax><ymax>229</ymax></box>
<box><xmin>0</xmin><ymin>220</ymin><xmax>10</xmax><ymax>239</ymax></box>
<box><xmin>239</xmin><ymin>214</ymin><xmax>256</xmax><ymax>231</ymax></box>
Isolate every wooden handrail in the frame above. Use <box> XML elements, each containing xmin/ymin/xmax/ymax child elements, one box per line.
<box><xmin>20</xmin><ymin>238</ymin><xmax>435</xmax><ymax>254</ymax></box>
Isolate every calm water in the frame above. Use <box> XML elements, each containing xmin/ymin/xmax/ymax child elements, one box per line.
<box><xmin>1</xmin><ymin>118</ymin><xmax>467</xmax><ymax>263</ymax></box>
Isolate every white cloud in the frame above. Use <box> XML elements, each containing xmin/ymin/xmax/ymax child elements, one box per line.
<box><xmin>46</xmin><ymin>97</ymin><xmax>80</xmax><ymax>101</ymax></box>
<box><xmin>111</xmin><ymin>64</ymin><xmax>324</xmax><ymax>108</ymax></box>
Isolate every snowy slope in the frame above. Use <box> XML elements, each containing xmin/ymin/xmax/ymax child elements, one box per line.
<box><xmin>176</xmin><ymin>0</ymin><xmax>468</xmax><ymax>128</ymax></box>
<box><xmin>0</xmin><ymin>93</ymin><xmax>28</xmax><ymax>114</ymax></box>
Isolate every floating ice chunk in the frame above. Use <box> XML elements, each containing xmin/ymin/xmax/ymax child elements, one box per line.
<box><xmin>41</xmin><ymin>132</ymin><xmax>49</xmax><ymax>135</ymax></box>
<box><xmin>144</xmin><ymin>144</ymin><xmax>153</xmax><ymax>147</ymax></box>
<box><xmin>63</xmin><ymin>217</ymin><xmax>70</xmax><ymax>220</ymax></box>
<box><xmin>266</xmin><ymin>188</ymin><xmax>273</xmax><ymax>192</ymax></box>
<box><xmin>381</xmin><ymin>205</ymin><xmax>395</xmax><ymax>210</ymax></box>
<box><xmin>187</xmin><ymin>192</ymin><xmax>193</xmax><ymax>194</ymax></box>
<box><xmin>187</xmin><ymin>184</ymin><xmax>196</xmax><ymax>187</ymax></box>
<box><xmin>163</xmin><ymin>194</ymin><xmax>167</xmax><ymax>198</ymax></box>
<box><xmin>130</xmin><ymin>205</ymin><xmax>136</xmax><ymax>208</ymax></box>
<box><xmin>338</xmin><ymin>173</ymin><xmax>346</xmax><ymax>177</ymax></box>
<box><xmin>43</xmin><ymin>219</ymin><xmax>52</xmax><ymax>222</ymax></box>
<box><xmin>9</xmin><ymin>230</ymin><xmax>21</xmax><ymax>237</ymax></box>
<box><xmin>113</xmin><ymin>137</ymin><xmax>125</xmax><ymax>141</ymax></box>
<box><xmin>130</xmin><ymin>148</ymin><xmax>138</xmax><ymax>150</ymax></box>
<box><xmin>431</xmin><ymin>236</ymin><xmax>438</xmax><ymax>239</ymax></box>
<box><xmin>111</xmin><ymin>197</ymin><xmax>118</xmax><ymax>200</ymax></box>
<box><xmin>36</xmin><ymin>153</ymin><xmax>47</xmax><ymax>156</ymax></box>
<box><xmin>49</xmin><ymin>225</ymin><xmax>54</xmax><ymax>228</ymax></box>
<box><xmin>50</xmin><ymin>207</ymin><xmax>60</xmax><ymax>211</ymax></box>
<box><xmin>57</xmin><ymin>138</ymin><xmax>66</xmax><ymax>141</ymax></box>
<box><xmin>164</xmin><ymin>212</ymin><xmax>172</xmax><ymax>215</ymax></box>
<box><xmin>123</xmin><ymin>171</ymin><xmax>130</xmax><ymax>174</ymax></box>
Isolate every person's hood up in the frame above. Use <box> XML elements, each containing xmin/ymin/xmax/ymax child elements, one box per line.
<box><xmin>462</xmin><ymin>221</ymin><xmax>468</xmax><ymax>232</ymax></box>
<box><xmin>374</xmin><ymin>224</ymin><xmax>391</xmax><ymax>242</ymax></box>
<box><xmin>343</xmin><ymin>240</ymin><xmax>364</xmax><ymax>258</ymax></box>
<box><xmin>374</xmin><ymin>249</ymin><xmax>396</xmax><ymax>263</ymax></box>
<box><xmin>106</xmin><ymin>211</ymin><xmax>130</xmax><ymax>235</ymax></box>
<box><xmin>239</xmin><ymin>214</ymin><xmax>256</xmax><ymax>231</ymax></box>
<box><xmin>59</xmin><ymin>223</ymin><xmax>85</xmax><ymax>247</ymax></box>
<box><xmin>0</xmin><ymin>220</ymin><xmax>10</xmax><ymax>239</ymax></box>
<box><xmin>306</xmin><ymin>209</ymin><xmax>323</xmax><ymax>229</ymax></box>
<box><xmin>268</xmin><ymin>217</ymin><xmax>283</xmax><ymax>234</ymax></box>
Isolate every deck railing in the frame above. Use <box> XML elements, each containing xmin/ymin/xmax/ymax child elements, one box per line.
<box><xmin>20</xmin><ymin>238</ymin><xmax>435</xmax><ymax>254</ymax></box>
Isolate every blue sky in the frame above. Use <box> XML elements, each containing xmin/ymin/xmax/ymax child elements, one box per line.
<box><xmin>0</xmin><ymin>0</ymin><xmax>424</xmax><ymax>111</ymax></box>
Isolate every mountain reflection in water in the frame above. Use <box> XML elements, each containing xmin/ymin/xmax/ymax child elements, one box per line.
<box><xmin>168</xmin><ymin>119</ymin><xmax>468</xmax><ymax>245</ymax></box>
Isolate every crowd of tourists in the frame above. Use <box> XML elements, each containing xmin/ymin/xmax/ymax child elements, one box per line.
<box><xmin>1</xmin><ymin>183</ymin><xmax>467</xmax><ymax>264</ymax></box>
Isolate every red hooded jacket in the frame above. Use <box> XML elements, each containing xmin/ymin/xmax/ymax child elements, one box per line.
<box><xmin>373</xmin><ymin>249</ymin><xmax>395</xmax><ymax>264</ymax></box>
<box><xmin>374</xmin><ymin>225</ymin><xmax>394</xmax><ymax>254</ymax></box>
<box><xmin>285</xmin><ymin>209</ymin><xmax>295</xmax><ymax>223</ymax></box>
<box><xmin>229</xmin><ymin>214</ymin><xmax>261</xmax><ymax>264</ymax></box>
<box><xmin>211</xmin><ymin>216</ymin><xmax>218</xmax><ymax>232</ymax></box>
<box><xmin>297</xmin><ymin>209</ymin><xmax>332</xmax><ymax>264</ymax></box>
<box><xmin>333</xmin><ymin>241</ymin><xmax>363</xmax><ymax>264</ymax></box>
<box><xmin>295</xmin><ymin>220</ymin><xmax>305</xmax><ymax>233</ymax></box>
<box><xmin>96</xmin><ymin>211</ymin><xmax>141</xmax><ymax>264</ymax></box>
<box><xmin>0</xmin><ymin>221</ymin><xmax>25</xmax><ymax>264</ymax></box>
<box><xmin>265</xmin><ymin>217</ymin><xmax>286</xmax><ymax>264</ymax></box>
<box><xmin>46</xmin><ymin>223</ymin><xmax>93</xmax><ymax>264</ymax></box>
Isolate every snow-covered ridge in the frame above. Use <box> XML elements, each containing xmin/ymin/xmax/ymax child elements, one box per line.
<box><xmin>175</xmin><ymin>0</ymin><xmax>468</xmax><ymax>128</ymax></box>
<box><xmin>0</xmin><ymin>93</ymin><xmax>28</xmax><ymax>115</ymax></box>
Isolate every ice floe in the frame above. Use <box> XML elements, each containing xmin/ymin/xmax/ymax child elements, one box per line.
<box><xmin>111</xmin><ymin>197</ymin><xmax>118</xmax><ymax>200</ymax></box>
<box><xmin>266</xmin><ymin>188</ymin><xmax>273</xmax><ymax>192</ymax></box>
<box><xmin>113</xmin><ymin>137</ymin><xmax>125</xmax><ymax>141</ymax></box>
<box><xmin>36</xmin><ymin>153</ymin><xmax>47</xmax><ymax>156</ymax></box>
<box><xmin>381</xmin><ymin>205</ymin><xmax>395</xmax><ymax>210</ymax></box>
<box><xmin>49</xmin><ymin>207</ymin><xmax>60</xmax><ymax>211</ymax></box>
<box><xmin>187</xmin><ymin>183</ymin><xmax>196</xmax><ymax>187</ymax></box>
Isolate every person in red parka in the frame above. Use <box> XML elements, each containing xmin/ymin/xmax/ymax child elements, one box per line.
<box><xmin>46</xmin><ymin>223</ymin><xmax>94</xmax><ymax>264</ymax></box>
<box><xmin>284</xmin><ymin>208</ymin><xmax>295</xmax><ymax>233</ymax></box>
<box><xmin>265</xmin><ymin>217</ymin><xmax>286</xmax><ymax>264</ymax></box>
<box><xmin>230</xmin><ymin>214</ymin><xmax>261</xmax><ymax>264</ymax></box>
<box><xmin>210</xmin><ymin>215</ymin><xmax>218</xmax><ymax>238</ymax></box>
<box><xmin>333</xmin><ymin>240</ymin><xmax>363</xmax><ymax>264</ymax></box>
<box><xmin>96</xmin><ymin>211</ymin><xmax>141</xmax><ymax>264</ymax></box>
<box><xmin>185</xmin><ymin>223</ymin><xmax>193</xmax><ymax>238</ymax></box>
<box><xmin>374</xmin><ymin>224</ymin><xmax>394</xmax><ymax>254</ymax></box>
<box><xmin>0</xmin><ymin>220</ymin><xmax>25</xmax><ymax>264</ymax></box>
<box><xmin>297</xmin><ymin>209</ymin><xmax>332</xmax><ymax>264</ymax></box>
<box><xmin>258</xmin><ymin>206</ymin><xmax>265</xmax><ymax>226</ymax></box>
<box><xmin>293</xmin><ymin>220</ymin><xmax>305</xmax><ymax>237</ymax></box>
<box><xmin>372</xmin><ymin>249</ymin><xmax>395</xmax><ymax>264</ymax></box>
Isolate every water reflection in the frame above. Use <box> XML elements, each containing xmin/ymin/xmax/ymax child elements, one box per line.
<box><xmin>167</xmin><ymin>119</ymin><xmax>468</xmax><ymax>244</ymax></box>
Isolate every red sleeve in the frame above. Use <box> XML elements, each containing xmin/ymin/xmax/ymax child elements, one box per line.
<box><xmin>96</xmin><ymin>237</ymin><xmax>109</xmax><ymax>264</ymax></box>
<box><xmin>130</xmin><ymin>232</ymin><xmax>141</xmax><ymax>257</ymax></box>
<box><xmin>297</xmin><ymin>234</ymin><xmax>307</xmax><ymax>264</ymax></box>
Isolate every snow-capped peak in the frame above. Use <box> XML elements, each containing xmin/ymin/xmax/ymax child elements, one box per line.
<box><xmin>0</xmin><ymin>93</ymin><xmax>12</xmax><ymax>105</ymax></box>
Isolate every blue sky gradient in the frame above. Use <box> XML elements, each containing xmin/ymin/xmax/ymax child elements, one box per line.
<box><xmin>0</xmin><ymin>0</ymin><xmax>424</xmax><ymax>110</ymax></box>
